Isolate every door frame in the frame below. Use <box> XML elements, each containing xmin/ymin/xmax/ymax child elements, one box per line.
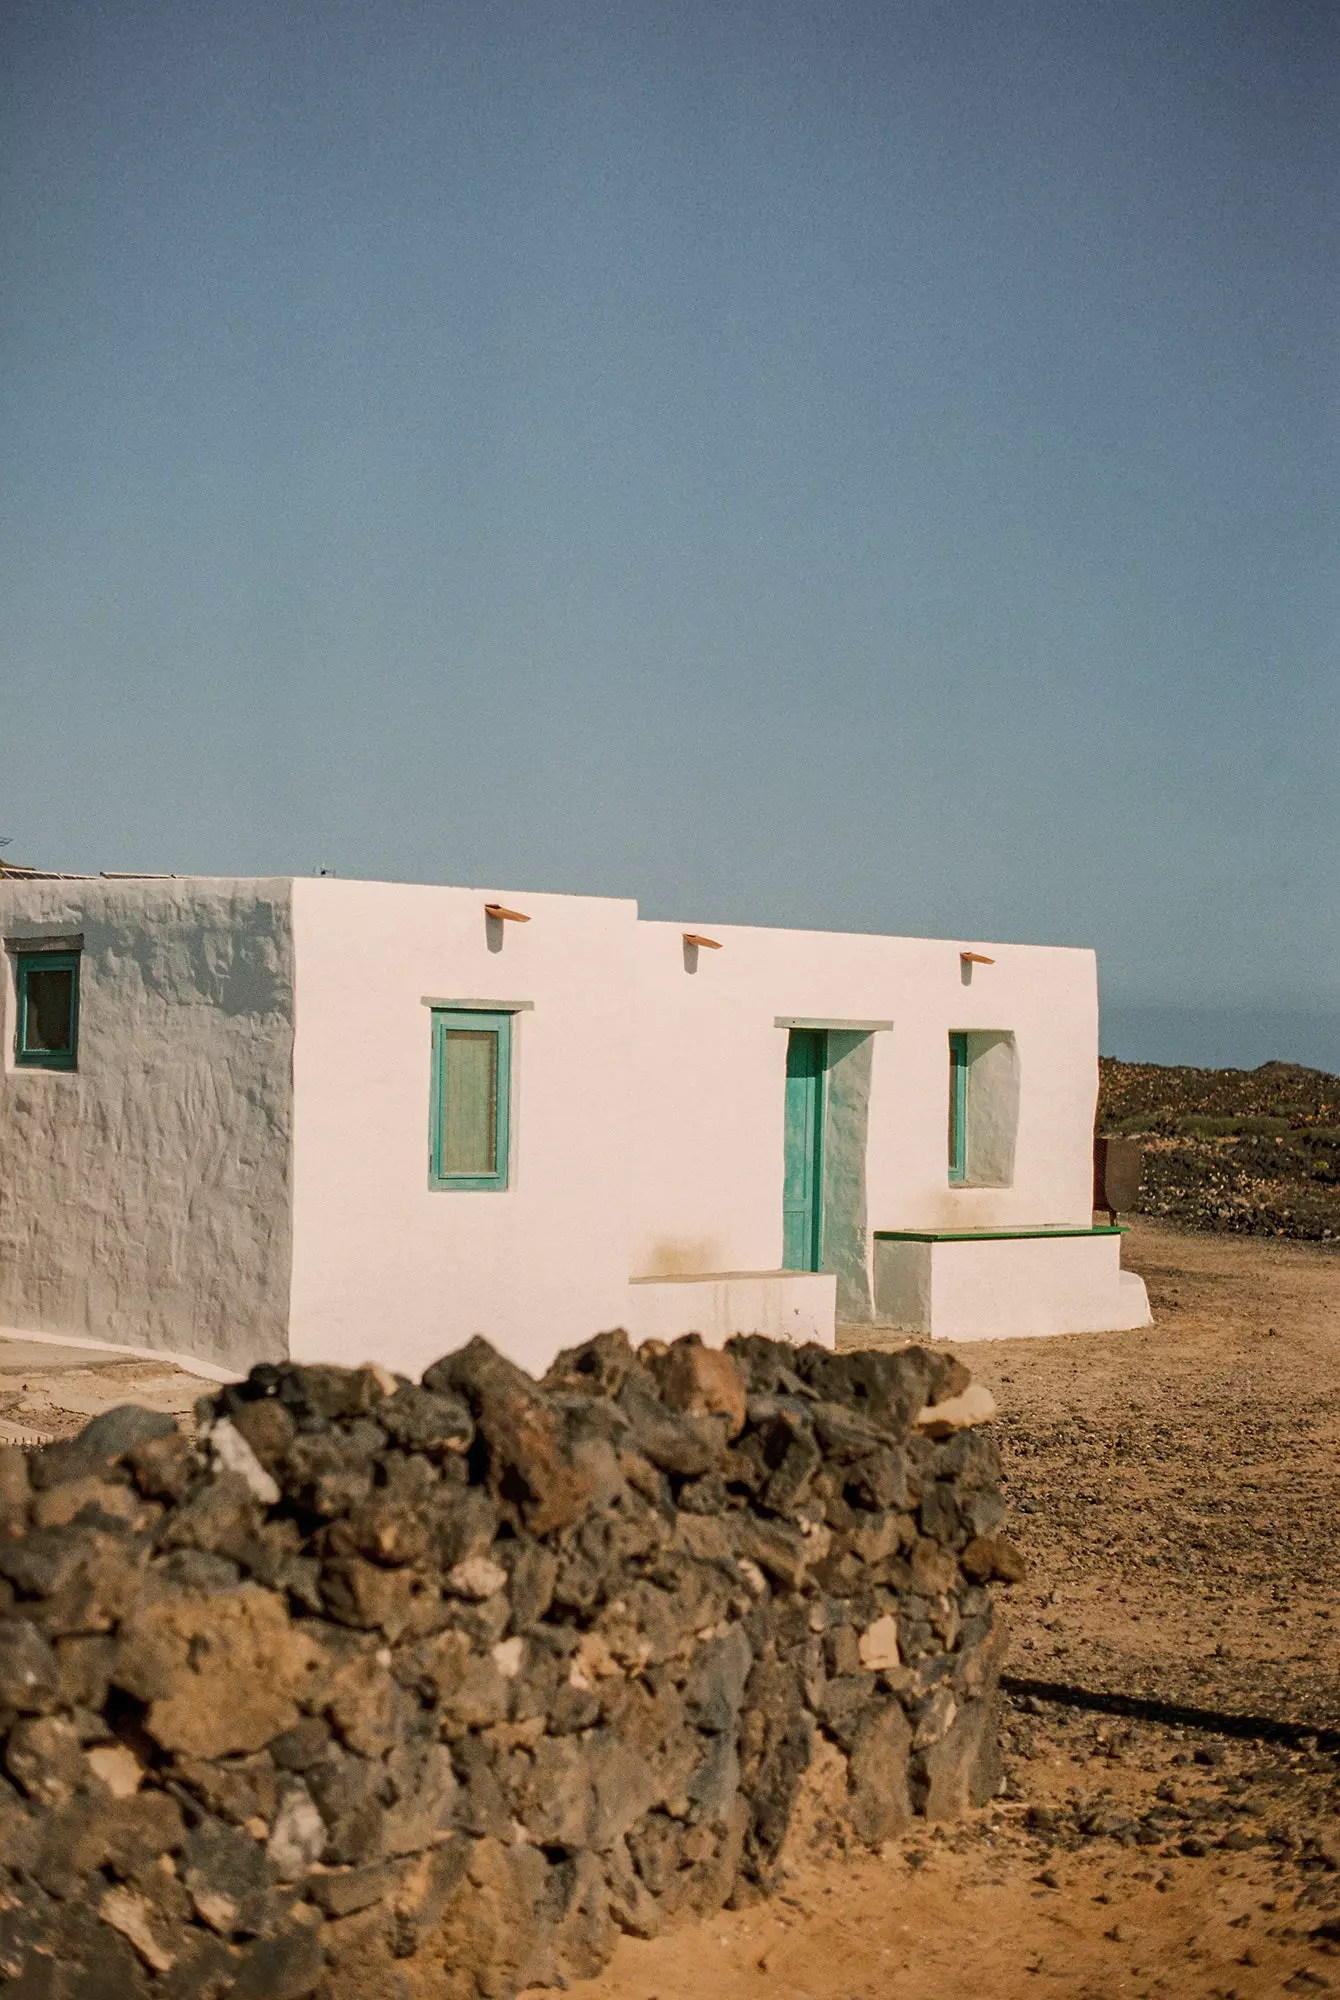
<box><xmin>783</xmin><ymin>1027</ymin><xmax>827</xmax><ymax>1271</ymax></box>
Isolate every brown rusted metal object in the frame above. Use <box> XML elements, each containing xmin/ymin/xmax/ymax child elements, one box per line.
<box><xmin>1094</xmin><ymin>1134</ymin><xmax>1143</xmax><ymax>1223</ymax></box>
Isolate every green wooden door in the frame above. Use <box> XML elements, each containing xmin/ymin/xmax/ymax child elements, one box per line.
<box><xmin>783</xmin><ymin>1029</ymin><xmax>826</xmax><ymax>1271</ymax></box>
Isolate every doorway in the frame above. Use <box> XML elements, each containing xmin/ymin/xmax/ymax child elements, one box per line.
<box><xmin>781</xmin><ymin>1025</ymin><xmax>877</xmax><ymax>1319</ymax></box>
<box><xmin>783</xmin><ymin>1029</ymin><xmax>826</xmax><ymax>1271</ymax></box>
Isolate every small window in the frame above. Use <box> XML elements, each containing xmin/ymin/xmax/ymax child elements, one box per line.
<box><xmin>948</xmin><ymin>1031</ymin><xmax>968</xmax><ymax>1183</ymax></box>
<box><xmin>429</xmin><ymin>1009</ymin><xmax>511</xmax><ymax>1190</ymax></box>
<box><xmin>15</xmin><ymin>952</ymin><xmax>80</xmax><ymax>1070</ymax></box>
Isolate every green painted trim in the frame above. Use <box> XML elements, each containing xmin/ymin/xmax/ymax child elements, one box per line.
<box><xmin>14</xmin><ymin>951</ymin><xmax>80</xmax><ymax>1070</ymax></box>
<box><xmin>782</xmin><ymin>1028</ymin><xmax>826</xmax><ymax>1271</ymax></box>
<box><xmin>874</xmin><ymin>1226</ymin><xmax>1126</xmax><ymax>1242</ymax></box>
<box><xmin>948</xmin><ymin>1031</ymin><xmax>968</xmax><ymax>1183</ymax></box>
<box><xmin>428</xmin><ymin>1008</ymin><xmax>512</xmax><ymax>1191</ymax></box>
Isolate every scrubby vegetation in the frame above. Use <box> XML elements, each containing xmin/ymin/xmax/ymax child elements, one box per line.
<box><xmin>1098</xmin><ymin>1058</ymin><xmax>1340</xmax><ymax>1241</ymax></box>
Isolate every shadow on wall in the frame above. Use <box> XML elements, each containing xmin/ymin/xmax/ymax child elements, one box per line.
<box><xmin>823</xmin><ymin>1030</ymin><xmax>875</xmax><ymax>1323</ymax></box>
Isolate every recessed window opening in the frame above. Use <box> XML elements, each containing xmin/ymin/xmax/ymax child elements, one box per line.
<box><xmin>948</xmin><ymin>1032</ymin><xmax>968</xmax><ymax>1183</ymax></box>
<box><xmin>947</xmin><ymin>1030</ymin><xmax>1018</xmax><ymax>1189</ymax></box>
<box><xmin>429</xmin><ymin>1009</ymin><xmax>511</xmax><ymax>1191</ymax></box>
<box><xmin>15</xmin><ymin>952</ymin><xmax>80</xmax><ymax>1070</ymax></box>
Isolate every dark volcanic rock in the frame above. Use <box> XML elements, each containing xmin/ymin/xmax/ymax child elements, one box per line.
<box><xmin>0</xmin><ymin>1330</ymin><xmax>1008</xmax><ymax>2000</ymax></box>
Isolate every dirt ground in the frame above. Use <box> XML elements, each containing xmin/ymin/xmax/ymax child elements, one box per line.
<box><xmin>0</xmin><ymin>1336</ymin><xmax>212</xmax><ymax>1447</ymax></box>
<box><xmin>522</xmin><ymin>1221</ymin><xmax>1340</xmax><ymax>2000</ymax></box>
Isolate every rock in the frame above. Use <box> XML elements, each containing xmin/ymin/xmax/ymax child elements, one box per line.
<box><xmin>426</xmin><ymin>1338</ymin><xmax>593</xmax><ymax>1535</ymax></box>
<box><xmin>226</xmin><ymin>1397</ymin><xmax>297</xmax><ymax>1469</ymax></box>
<box><xmin>909</xmin><ymin>1536</ymin><xmax>959</xmax><ymax>1595</ymax></box>
<box><xmin>915</xmin><ymin>1383</ymin><xmax>997</xmax><ymax>1437</ymax></box>
<box><xmin>0</xmin><ymin>1618</ymin><xmax>59</xmax><ymax>1712</ymax></box>
<box><xmin>0</xmin><ymin>1330</ymin><xmax>1007</xmax><ymax>1994</ymax></box>
<box><xmin>181</xmin><ymin>1816</ymin><xmax>276</xmax><ymax>1936</ymax></box>
<box><xmin>224</xmin><ymin>1921</ymin><xmax>325</xmax><ymax>2000</ymax></box>
<box><xmin>209</xmin><ymin>1419</ymin><xmax>282</xmax><ymax>1504</ymax></box>
<box><xmin>618</xmin><ymin>1378</ymin><xmax>728</xmax><ymax>1477</ymax></box>
<box><xmin>305</xmin><ymin>1860</ymin><xmax>405</xmax><ymax>1917</ymax></box>
<box><xmin>268</xmin><ymin>1717</ymin><xmax>332</xmax><ymax>1772</ymax></box>
<box><xmin>126</xmin><ymin>1431</ymin><xmax>195</xmax><ymax>1501</ymax></box>
<box><xmin>85</xmin><ymin>1743</ymin><xmax>144</xmax><ymax>1798</ymax></box>
<box><xmin>31</xmin><ymin>1407</ymin><xmax>176</xmax><ymax>1490</ymax></box>
<box><xmin>505</xmin><ymin>1544</ymin><xmax>557</xmax><ymax>1629</ymax></box>
<box><xmin>374</xmin><ymin>1383</ymin><xmax>473</xmax><ymax>1456</ymax></box>
<box><xmin>6</xmin><ymin>1714</ymin><xmax>89</xmax><ymax>1806</ymax></box>
<box><xmin>320</xmin><ymin>1555</ymin><xmax>441</xmax><ymax>1641</ymax></box>
<box><xmin>730</xmin><ymin>1517</ymin><xmax>820</xmax><ymax>1592</ymax></box>
<box><xmin>960</xmin><ymin>1534</ymin><xmax>1027</xmax><ymax>1584</ymax></box>
<box><xmin>684</xmin><ymin>1624</ymin><xmax>753</xmax><ymax>1734</ymax></box>
<box><xmin>858</xmin><ymin>1614</ymin><xmax>902</xmax><ymax>1672</ymax></box>
<box><xmin>381</xmin><ymin>1738</ymin><xmax>459</xmax><ymax>1855</ymax></box>
<box><xmin>654</xmin><ymin>1338</ymin><xmax>748</xmax><ymax>1439</ymax></box>
<box><xmin>99</xmin><ymin>1884</ymin><xmax>177</xmax><ymax>1974</ymax></box>
<box><xmin>0</xmin><ymin>1525</ymin><xmax>94</xmax><ymax>1599</ymax></box>
<box><xmin>543</xmin><ymin>1327</ymin><xmax>645</xmax><ymax>1400</ymax></box>
<box><xmin>916</xmin><ymin>1691</ymin><xmax>1001</xmax><ymax>1818</ymax></box>
<box><xmin>267</xmin><ymin>1779</ymin><xmax>327</xmax><ymax>1879</ymax></box>
<box><xmin>445</xmin><ymin>1553</ymin><xmax>508</xmax><ymax>1601</ymax></box>
<box><xmin>847</xmin><ymin>1700</ymin><xmax>913</xmax><ymax>1845</ymax></box>
<box><xmin>132</xmin><ymin>1583</ymin><xmax>328</xmax><ymax>1757</ymax></box>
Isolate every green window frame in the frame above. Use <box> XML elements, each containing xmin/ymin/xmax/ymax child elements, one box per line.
<box><xmin>429</xmin><ymin>1009</ymin><xmax>511</xmax><ymax>1191</ymax></box>
<box><xmin>15</xmin><ymin>952</ymin><xmax>80</xmax><ymax>1070</ymax></box>
<box><xmin>948</xmin><ymin>1031</ymin><xmax>968</xmax><ymax>1184</ymax></box>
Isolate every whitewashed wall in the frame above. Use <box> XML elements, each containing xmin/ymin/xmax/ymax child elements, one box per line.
<box><xmin>0</xmin><ymin>878</ymin><xmax>295</xmax><ymax>1370</ymax></box>
<box><xmin>287</xmin><ymin>879</ymin><xmax>637</xmax><ymax>1381</ymax></box>
<box><xmin>628</xmin><ymin>920</ymin><xmax>1101</xmax><ymax>1306</ymax></box>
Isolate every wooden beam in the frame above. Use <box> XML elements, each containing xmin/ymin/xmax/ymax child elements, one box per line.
<box><xmin>682</xmin><ymin>933</ymin><xmax>722</xmax><ymax>949</ymax></box>
<box><xmin>484</xmin><ymin>904</ymin><xmax>530</xmax><ymax>923</ymax></box>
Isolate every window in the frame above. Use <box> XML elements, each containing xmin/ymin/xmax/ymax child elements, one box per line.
<box><xmin>947</xmin><ymin>1029</ymin><xmax>1019</xmax><ymax>1188</ymax></box>
<box><xmin>429</xmin><ymin>1009</ymin><xmax>511</xmax><ymax>1190</ymax></box>
<box><xmin>15</xmin><ymin>952</ymin><xmax>80</xmax><ymax>1070</ymax></box>
<box><xmin>948</xmin><ymin>1032</ymin><xmax>968</xmax><ymax>1183</ymax></box>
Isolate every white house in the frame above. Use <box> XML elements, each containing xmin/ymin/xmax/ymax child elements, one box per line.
<box><xmin>0</xmin><ymin>873</ymin><xmax>1150</xmax><ymax>1381</ymax></box>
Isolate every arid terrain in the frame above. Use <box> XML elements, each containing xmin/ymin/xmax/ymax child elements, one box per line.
<box><xmin>1100</xmin><ymin>1057</ymin><xmax>1340</xmax><ymax>1242</ymax></box>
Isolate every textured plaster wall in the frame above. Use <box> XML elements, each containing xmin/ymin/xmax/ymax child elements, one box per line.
<box><xmin>964</xmin><ymin>1032</ymin><xmax>1021</xmax><ymax>1188</ymax></box>
<box><xmin>287</xmin><ymin>879</ymin><xmax>637</xmax><ymax>1381</ymax></box>
<box><xmin>629</xmin><ymin>920</ymin><xmax>1104</xmax><ymax>1308</ymax></box>
<box><xmin>0</xmin><ymin>879</ymin><xmax>295</xmax><ymax>1369</ymax></box>
<box><xmin>822</xmin><ymin>1030</ymin><xmax>875</xmax><ymax>1321</ymax></box>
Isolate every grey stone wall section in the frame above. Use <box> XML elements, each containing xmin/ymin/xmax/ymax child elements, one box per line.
<box><xmin>822</xmin><ymin>1029</ymin><xmax>875</xmax><ymax>1322</ymax></box>
<box><xmin>0</xmin><ymin>1331</ymin><xmax>1019</xmax><ymax>2000</ymax></box>
<box><xmin>0</xmin><ymin>878</ymin><xmax>295</xmax><ymax>1370</ymax></box>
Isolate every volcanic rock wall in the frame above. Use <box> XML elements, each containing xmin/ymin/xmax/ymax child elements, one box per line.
<box><xmin>0</xmin><ymin>1330</ymin><xmax>1019</xmax><ymax>1999</ymax></box>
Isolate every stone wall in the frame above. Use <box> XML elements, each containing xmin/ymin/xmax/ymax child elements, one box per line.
<box><xmin>0</xmin><ymin>1331</ymin><xmax>1021</xmax><ymax>1999</ymax></box>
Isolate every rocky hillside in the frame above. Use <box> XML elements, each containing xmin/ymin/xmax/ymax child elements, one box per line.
<box><xmin>1098</xmin><ymin>1058</ymin><xmax>1340</xmax><ymax>1241</ymax></box>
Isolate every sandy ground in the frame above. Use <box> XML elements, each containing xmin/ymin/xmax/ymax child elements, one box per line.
<box><xmin>2</xmin><ymin>1224</ymin><xmax>1336</xmax><ymax>1997</ymax></box>
<box><xmin>0</xmin><ymin>1337</ymin><xmax>213</xmax><ymax>1446</ymax></box>
<box><xmin>522</xmin><ymin>1222</ymin><xmax>1340</xmax><ymax>2000</ymax></box>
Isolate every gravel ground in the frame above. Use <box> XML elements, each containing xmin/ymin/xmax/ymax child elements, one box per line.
<box><xmin>965</xmin><ymin>1219</ymin><xmax>1340</xmax><ymax>1731</ymax></box>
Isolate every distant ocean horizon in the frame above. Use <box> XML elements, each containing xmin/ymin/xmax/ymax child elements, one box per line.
<box><xmin>1100</xmin><ymin>1006</ymin><xmax>1340</xmax><ymax>1079</ymax></box>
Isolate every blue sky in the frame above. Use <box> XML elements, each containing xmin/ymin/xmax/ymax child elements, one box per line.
<box><xmin>3</xmin><ymin>0</ymin><xmax>1337</xmax><ymax>1069</ymax></box>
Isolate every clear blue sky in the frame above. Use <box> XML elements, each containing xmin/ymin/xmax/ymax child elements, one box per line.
<box><xmin>3</xmin><ymin>0</ymin><xmax>1337</xmax><ymax>1069</ymax></box>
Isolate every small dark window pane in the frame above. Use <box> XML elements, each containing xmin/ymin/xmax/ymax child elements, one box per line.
<box><xmin>441</xmin><ymin>1030</ymin><xmax>498</xmax><ymax>1174</ymax></box>
<box><xmin>24</xmin><ymin>967</ymin><xmax>75</xmax><ymax>1054</ymax></box>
